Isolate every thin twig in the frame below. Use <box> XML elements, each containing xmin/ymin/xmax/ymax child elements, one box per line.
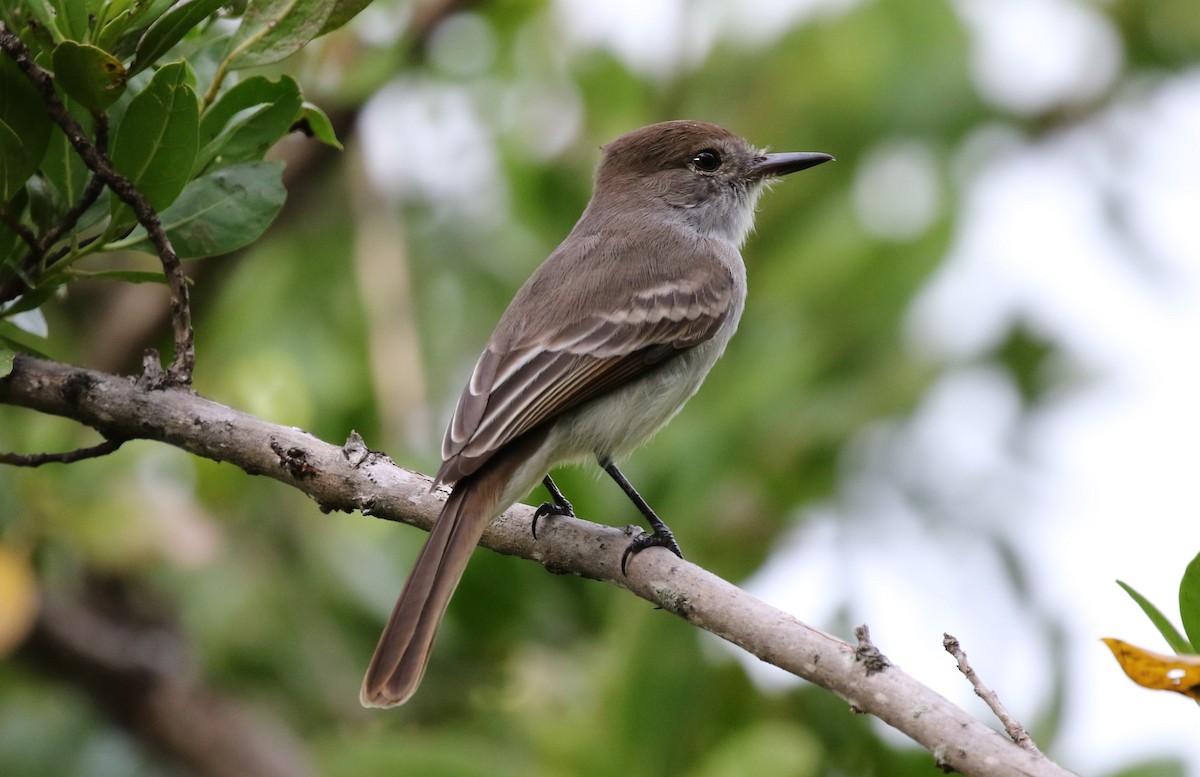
<box><xmin>0</xmin><ymin>436</ymin><xmax>125</xmax><ymax>466</ymax></box>
<box><xmin>945</xmin><ymin>633</ymin><xmax>1045</xmax><ymax>756</ymax></box>
<box><xmin>33</xmin><ymin>118</ymin><xmax>111</xmax><ymax>265</ymax></box>
<box><xmin>0</xmin><ymin>23</ymin><xmax>195</xmax><ymax>385</ymax></box>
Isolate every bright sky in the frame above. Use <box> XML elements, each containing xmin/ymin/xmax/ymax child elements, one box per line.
<box><xmin>358</xmin><ymin>0</ymin><xmax>1200</xmax><ymax>772</ymax></box>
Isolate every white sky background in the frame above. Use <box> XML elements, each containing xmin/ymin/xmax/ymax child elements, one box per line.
<box><xmin>358</xmin><ymin>0</ymin><xmax>1200</xmax><ymax>773</ymax></box>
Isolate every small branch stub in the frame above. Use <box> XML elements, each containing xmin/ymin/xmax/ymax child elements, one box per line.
<box><xmin>854</xmin><ymin>624</ymin><xmax>892</xmax><ymax>675</ymax></box>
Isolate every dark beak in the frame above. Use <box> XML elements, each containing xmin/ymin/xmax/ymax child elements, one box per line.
<box><xmin>750</xmin><ymin>151</ymin><xmax>835</xmax><ymax>179</ymax></box>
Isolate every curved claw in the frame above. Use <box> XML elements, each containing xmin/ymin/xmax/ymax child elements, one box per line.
<box><xmin>531</xmin><ymin>500</ymin><xmax>575</xmax><ymax>539</ymax></box>
<box><xmin>620</xmin><ymin>528</ymin><xmax>684</xmax><ymax>575</ymax></box>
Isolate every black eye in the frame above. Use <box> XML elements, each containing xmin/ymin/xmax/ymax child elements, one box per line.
<box><xmin>691</xmin><ymin>149</ymin><xmax>722</xmax><ymax>172</ymax></box>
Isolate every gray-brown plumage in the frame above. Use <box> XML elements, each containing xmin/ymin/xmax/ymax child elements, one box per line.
<box><xmin>361</xmin><ymin>120</ymin><xmax>832</xmax><ymax>707</ymax></box>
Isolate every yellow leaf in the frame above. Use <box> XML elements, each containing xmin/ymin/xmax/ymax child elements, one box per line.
<box><xmin>1103</xmin><ymin>637</ymin><xmax>1200</xmax><ymax>699</ymax></box>
<box><xmin>0</xmin><ymin>544</ymin><xmax>38</xmax><ymax>656</ymax></box>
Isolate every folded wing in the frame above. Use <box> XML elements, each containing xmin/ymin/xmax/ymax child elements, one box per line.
<box><xmin>436</xmin><ymin>254</ymin><xmax>736</xmax><ymax>485</ymax></box>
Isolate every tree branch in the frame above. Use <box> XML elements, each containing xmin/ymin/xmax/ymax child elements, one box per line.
<box><xmin>0</xmin><ymin>354</ymin><xmax>1078</xmax><ymax>777</ymax></box>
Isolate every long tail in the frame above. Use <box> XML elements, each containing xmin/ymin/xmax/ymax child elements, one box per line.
<box><xmin>359</xmin><ymin>439</ymin><xmax>539</xmax><ymax>708</ymax></box>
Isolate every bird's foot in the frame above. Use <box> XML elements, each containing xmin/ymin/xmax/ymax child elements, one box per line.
<box><xmin>620</xmin><ymin>527</ymin><xmax>684</xmax><ymax>575</ymax></box>
<box><xmin>532</xmin><ymin>496</ymin><xmax>575</xmax><ymax>539</ymax></box>
<box><xmin>533</xmin><ymin>475</ymin><xmax>576</xmax><ymax>539</ymax></box>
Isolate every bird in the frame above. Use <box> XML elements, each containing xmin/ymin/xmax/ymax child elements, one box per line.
<box><xmin>361</xmin><ymin>120</ymin><xmax>833</xmax><ymax>707</ymax></box>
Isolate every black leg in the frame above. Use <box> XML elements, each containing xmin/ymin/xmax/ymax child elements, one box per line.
<box><xmin>532</xmin><ymin>474</ymin><xmax>575</xmax><ymax>539</ymax></box>
<box><xmin>601</xmin><ymin>459</ymin><xmax>684</xmax><ymax>574</ymax></box>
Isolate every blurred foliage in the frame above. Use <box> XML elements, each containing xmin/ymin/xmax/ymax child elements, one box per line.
<box><xmin>1</xmin><ymin>0</ymin><xmax>1199</xmax><ymax>775</ymax></box>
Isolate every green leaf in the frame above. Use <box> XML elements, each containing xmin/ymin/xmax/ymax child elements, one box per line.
<box><xmin>109</xmin><ymin>61</ymin><xmax>200</xmax><ymax>223</ymax></box>
<box><xmin>0</xmin><ymin>121</ymin><xmax>27</xmax><ymax>204</ymax></box>
<box><xmin>51</xmin><ymin>0</ymin><xmax>90</xmax><ymax>41</ymax></box>
<box><xmin>96</xmin><ymin>0</ymin><xmax>137</xmax><ymax>29</ymax></box>
<box><xmin>0</xmin><ymin>347</ymin><xmax>13</xmax><ymax>378</ymax></box>
<box><xmin>1180</xmin><ymin>553</ymin><xmax>1200</xmax><ymax>654</ymax></box>
<box><xmin>131</xmin><ymin>0</ymin><xmax>226</xmax><ymax>75</ymax></box>
<box><xmin>0</xmin><ymin>55</ymin><xmax>53</xmax><ymax>204</ymax></box>
<box><xmin>316</xmin><ymin>0</ymin><xmax>371</xmax><ymax>37</ymax></box>
<box><xmin>0</xmin><ymin>282</ymin><xmax>60</xmax><ymax>317</ymax></box>
<box><xmin>94</xmin><ymin>0</ymin><xmax>143</xmax><ymax>52</ymax></box>
<box><xmin>224</xmin><ymin>0</ymin><xmax>336</xmax><ymax>70</ymax></box>
<box><xmin>95</xmin><ymin>12</ymin><xmax>130</xmax><ymax>52</ymax></box>
<box><xmin>296</xmin><ymin>101</ymin><xmax>342</xmax><ymax>150</ymax></box>
<box><xmin>101</xmin><ymin>66</ymin><xmax>153</xmax><ymax>140</ymax></box>
<box><xmin>40</xmin><ymin>98</ymin><xmax>93</xmax><ymax>209</ymax></box>
<box><xmin>198</xmin><ymin>75</ymin><xmax>293</xmax><ymax>142</ymax></box>
<box><xmin>109</xmin><ymin>160</ymin><xmax>287</xmax><ymax>258</ymax></box>
<box><xmin>52</xmin><ymin>41</ymin><xmax>128</xmax><ymax>113</ymax></box>
<box><xmin>94</xmin><ymin>0</ymin><xmax>184</xmax><ymax>61</ymax></box>
<box><xmin>195</xmin><ymin>75</ymin><xmax>302</xmax><ymax>172</ymax></box>
<box><xmin>26</xmin><ymin>174</ymin><xmax>62</xmax><ymax>234</ymax></box>
<box><xmin>1117</xmin><ymin>579</ymin><xmax>1194</xmax><ymax>654</ymax></box>
<box><xmin>1</xmin><ymin>1</ymin><xmax>62</xmax><ymax>51</ymax></box>
<box><xmin>0</xmin><ymin>188</ymin><xmax>29</xmax><ymax>267</ymax></box>
<box><xmin>0</xmin><ymin>320</ymin><xmax>50</xmax><ymax>358</ymax></box>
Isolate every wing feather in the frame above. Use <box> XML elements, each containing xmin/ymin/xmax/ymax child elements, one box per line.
<box><xmin>436</xmin><ymin>240</ymin><xmax>738</xmax><ymax>485</ymax></box>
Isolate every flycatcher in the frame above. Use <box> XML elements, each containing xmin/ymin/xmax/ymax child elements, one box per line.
<box><xmin>361</xmin><ymin>120</ymin><xmax>833</xmax><ymax>707</ymax></box>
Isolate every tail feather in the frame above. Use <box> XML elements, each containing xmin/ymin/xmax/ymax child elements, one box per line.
<box><xmin>358</xmin><ymin>477</ymin><xmax>496</xmax><ymax>707</ymax></box>
<box><xmin>360</xmin><ymin>431</ymin><xmax>545</xmax><ymax>708</ymax></box>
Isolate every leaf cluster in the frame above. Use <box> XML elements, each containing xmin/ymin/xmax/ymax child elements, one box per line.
<box><xmin>0</xmin><ymin>0</ymin><xmax>351</xmax><ymax>364</ymax></box>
